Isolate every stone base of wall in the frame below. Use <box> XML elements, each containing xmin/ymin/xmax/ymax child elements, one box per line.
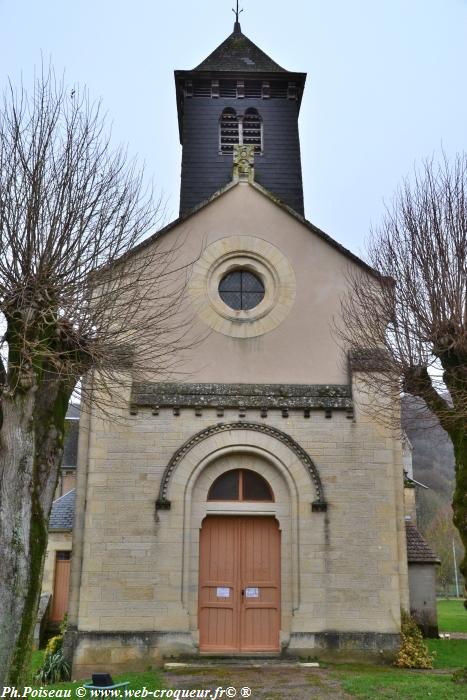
<box><xmin>287</xmin><ymin>632</ymin><xmax>401</xmax><ymax>662</ymax></box>
<box><xmin>67</xmin><ymin>628</ymin><xmax>197</xmax><ymax>679</ymax></box>
<box><xmin>67</xmin><ymin>628</ymin><xmax>401</xmax><ymax>677</ymax></box>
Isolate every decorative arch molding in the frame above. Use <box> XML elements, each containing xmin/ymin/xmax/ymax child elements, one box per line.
<box><xmin>156</xmin><ymin>421</ymin><xmax>327</xmax><ymax>512</ymax></box>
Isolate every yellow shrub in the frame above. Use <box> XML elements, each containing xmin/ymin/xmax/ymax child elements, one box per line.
<box><xmin>394</xmin><ymin>610</ymin><xmax>434</xmax><ymax>669</ymax></box>
<box><xmin>45</xmin><ymin>634</ymin><xmax>62</xmax><ymax>658</ymax></box>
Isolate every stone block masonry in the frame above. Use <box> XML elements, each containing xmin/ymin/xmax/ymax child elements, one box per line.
<box><xmin>69</xmin><ymin>390</ymin><xmax>407</xmax><ymax>675</ymax></box>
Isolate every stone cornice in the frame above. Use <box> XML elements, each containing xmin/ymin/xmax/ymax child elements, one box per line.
<box><xmin>131</xmin><ymin>382</ymin><xmax>352</xmax><ymax>411</ymax></box>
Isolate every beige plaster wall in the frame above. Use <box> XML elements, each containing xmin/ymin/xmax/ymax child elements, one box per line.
<box><xmin>134</xmin><ymin>182</ymin><xmax>365</xmax><ymax>385</ymax></box>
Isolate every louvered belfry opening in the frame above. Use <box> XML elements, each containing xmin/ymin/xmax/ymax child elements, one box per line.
<box><xmin>242</xmin><ymin>108</ymin><xmax>262</xmax><ymax>153</ymax></box>
<box><xmin>192</xmin><ymin>80</ymin><xmax>212</xmax><ymax>97</ymax></box>
<box><xmin>219</xmin><ymin>108</ymin><xmax>262</xmax><ymax>155</ymax></box>
<box><xmin>220</xmin><ymin>108</ymin><xmax>240</xmax><ymax>154</ymax></box>
<box><xmin>219</xmin><ymin>80</ymin><xmax>237</xmax><ymax>98</ymax></box>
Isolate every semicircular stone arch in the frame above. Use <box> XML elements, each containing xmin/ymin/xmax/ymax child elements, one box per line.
<box><xmin>156</xmin><ymin>421</ymin><xmax>326</xmax><ymax>511</ymax></box>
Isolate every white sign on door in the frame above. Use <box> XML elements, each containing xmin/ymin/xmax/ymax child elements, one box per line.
<box><xmin>217</xmin><ymin>587</ymin><xmax>230</xmax><ymax>598</ymax></box>
<box><xmin>245</xmin><ymin>587</ymin><xmax>259</xmax><ymax>598</ymax></box>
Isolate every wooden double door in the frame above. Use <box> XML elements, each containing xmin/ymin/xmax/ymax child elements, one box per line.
<box><xmin>199</xmin><ymin>516</ymin><xmax>280</xmax><ymax>652</ymax></box>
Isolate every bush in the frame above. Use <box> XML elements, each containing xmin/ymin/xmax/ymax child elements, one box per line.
<box><xmin>44</xmin><ymin>635</ymin><xmax>62</xmax><ymax>657</ymax></box>
<box><xmin>452</xmin><ymin>667</ymin><xmax>467</xmax><ymax>684</ymax></box>
<box><xmin>394</xmin><ymin>609</ymin><xmax>435</xmax><ymax>669</ymax></box>
<box><xmin>36</xmin><ymin>617</ymin><xmax>70</xmax><ymax>684</ymax></box>
<box><xmin>59</xmin><ymin>613</ymin><xmax>68</xmax><ymax>636</ymax></box>
<box><xmin>35</xmin><ymin>651</ymin><xmax>70</xmax><ymax>684</ymax></box>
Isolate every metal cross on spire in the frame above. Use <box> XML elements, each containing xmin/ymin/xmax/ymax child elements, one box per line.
<box><xmin>232</xmin><ymin>1</ymin><xmax>243</xmax><ymax>32</ymax></box>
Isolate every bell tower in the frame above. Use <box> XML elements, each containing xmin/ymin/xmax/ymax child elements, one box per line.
<box><xmin>175</xmin><ymin>15</ymin><xmax>307</xmax><ymax>216</ymax></box>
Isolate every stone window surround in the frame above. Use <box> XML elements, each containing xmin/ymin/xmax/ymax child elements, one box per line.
<box><xmin>188</xmin><ymin>235</ymin><xmax>296</xmax><ymax>338</ymax></box>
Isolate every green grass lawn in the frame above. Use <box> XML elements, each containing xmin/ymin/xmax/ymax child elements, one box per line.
<box><xmin>30</xmin><ymin>650</ymin><xmax>45</xmax><ymax>680</ymax></box>
<box><xmin>336</xmin><ymin>666</ymin><xmax>466</xmax><ymax>700</ymax></box>
<box><xmin>333</xmin><ymin>639</ymin><xmax>467</xmax><ymax>699</ymax></box>
<box><xmin>437</xmin><ymin>599</ymin><xmax>467</xmax><ymax>632</ymax></box>
<box><xmin>427</xmin><ymin>638</ymin><xmax>467</xmax><ymax>668</ymax></box>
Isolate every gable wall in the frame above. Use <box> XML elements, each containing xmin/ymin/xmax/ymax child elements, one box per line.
<box><xmin>142</xmin><ymin>183</ymin><xmax>359</xmax><ymax>385</ymax></box>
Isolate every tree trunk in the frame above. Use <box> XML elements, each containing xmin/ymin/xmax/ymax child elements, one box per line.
<box><xmin>0</xmin><ymin>381</ymin><xmax>70</xmax><ymax>686</ymax></box>
<box><xmin>450</xmin><ymin>426</ymin><xmax>467</xmax><ymax>606</ymax></box>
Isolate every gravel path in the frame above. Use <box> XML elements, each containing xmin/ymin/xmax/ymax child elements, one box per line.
<box><xmin>163</xmin><ymin>663</ymin><xmax>353</xmax><ymax>700</ymax></box>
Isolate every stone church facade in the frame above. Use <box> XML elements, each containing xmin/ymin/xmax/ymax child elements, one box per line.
<box><xmin>67</xmin><ymin>20</ymin><xmax>412</xmax><ymax>676</ymax></box>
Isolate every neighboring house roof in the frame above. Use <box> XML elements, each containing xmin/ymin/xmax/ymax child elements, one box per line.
<box><xmin>194</xmin><ymin>26</ymin><xmax>287</xmax><ymax>73</ymax></box>
<box><xmin>63</xmin><ymin>418</ymin><xmax>79</xmax><ymax>468</ymax></box>
<box><xmin>406</xmin><ymin>521</ymin><xmax>440</xmax><ymax>564</ymax></box>
<box><xmin>49</xmin><ymin>489</ymin><xmax>75</xmax><ymax>531</ymax></box>
<box><xmin>66</xmin><ymin>403</ymin><xmax>80</xmax><ymax>420</ymax></box>
<box><xmin>404</xmin><ymin>473</ymin><xmax>429</xmax><ymax>489</ymax></box>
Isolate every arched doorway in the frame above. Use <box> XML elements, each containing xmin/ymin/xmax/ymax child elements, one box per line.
<box><xmin>158</xmin><ymin>424</ymin><xmax>326</xmax><ymax>652</ymax></box>
<box><xmin>199</xmin><ymin>515</ymin><xmax>280</xmax><ymax>652</ymax></box>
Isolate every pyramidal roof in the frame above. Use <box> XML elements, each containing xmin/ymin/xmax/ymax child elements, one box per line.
<box><xmin>193</xmin><ymin>22</ymin><xmax>287</xmax><ymax>73</ymax></box>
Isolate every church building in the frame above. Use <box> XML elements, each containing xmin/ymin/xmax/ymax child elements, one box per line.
<box><xmin>67</xmin><ymin>17</ymin><xmax>414</xmax><ymax>676</ymax></box>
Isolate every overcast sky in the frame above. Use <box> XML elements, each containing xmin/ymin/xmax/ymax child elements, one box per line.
<box><xmin>1</xmin><ymin>0</ymin><xmax>466</xmax><ymax>256</ymax></box>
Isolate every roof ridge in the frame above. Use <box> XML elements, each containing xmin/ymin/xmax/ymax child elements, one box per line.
<box><xmin>52</xmin><ymin>487</ymin><xmax>76</xmax><ymax>505</ymax></box>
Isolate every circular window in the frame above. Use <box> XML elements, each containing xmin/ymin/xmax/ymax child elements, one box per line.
<box><xmin>188</xmin><ymin>236</ymin><xmax>296</xmax><ymax>338</ymax></box>
<box><xmin>218</xmin><ymin>270</ymin><xmax>265</xmax><ymax>310</ymax></box>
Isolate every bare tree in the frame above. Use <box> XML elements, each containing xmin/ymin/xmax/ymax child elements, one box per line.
<box><xmin>338</xmin><ymin>154</ymin><xmax>467</xmax><ymax>604</ymax></box>
<box><xmin>0</xmin><ymin>71</ymin><xmax>192</xmax><ymax>685</ymax></box>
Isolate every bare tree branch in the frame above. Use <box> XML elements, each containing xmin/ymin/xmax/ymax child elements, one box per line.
<box><xmin>0</xmin><ymin>67</ymin><xmax>198</xmax><ymax>685</ymax></box>
<box><xmin>336</xmin><ymin>153</ymin><xmax>467</xmax><ymax>604</ymax></box>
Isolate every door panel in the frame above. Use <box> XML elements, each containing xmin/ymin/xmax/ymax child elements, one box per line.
<box><xmin>50</xmin><ymin>553</ymin><xmax>71</xmax><ymax>623</ymax></box>
<box><xmin>240</xmin><ymin>517</ymin><xmax>280</xmax><ymax>651</ymax></box>
<box><xmin>199</xmin><ymin>516</ymin><xmax>280</xmax><ymax>652</ymax></box>
<box><xmin>199</xmin><ymin>517</ymin><xmax>239</xmax><ymax>650</ymax></box>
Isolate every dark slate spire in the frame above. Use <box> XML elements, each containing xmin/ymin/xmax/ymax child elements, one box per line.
<box><xmin>193</xmin><ymin>29</ymin><xmax>287</xmax><ymax>73</ymax></box>
<box><xmin>175</xmin><ymin>18</ymin><xmax>307</xmax><ymax>216</ymax></box>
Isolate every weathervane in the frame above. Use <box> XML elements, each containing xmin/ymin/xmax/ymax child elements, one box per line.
<box><xmin>232</xmin><ymin>1</ymin><xmax>243</xmax><ymax>26</ymax></box>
